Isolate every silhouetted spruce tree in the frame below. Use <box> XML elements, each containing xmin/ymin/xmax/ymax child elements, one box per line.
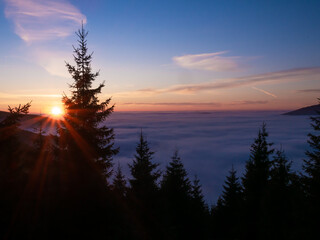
<box><xmin>241</xmin><ymin>122</ymin><xmax>274</xmax><ymax>239</ymax></box>
<box><xmin>264</xmin><ymin>149</ymin><xmax>296</xmax><ymax>239</ymax></box>
<box><xmin>111</xmin><ymin>163</ymin><xmax>132</xmax><ymax>239</ymax></box>
<box><xmin>160</xmin><ymin>150</ymin><xmax>192</xmax><ymax>239</ymax></box>
<box><xmin>221</xmin><ymin>166</ymin><xmax>242</xmax><ymax>210</ymax></box>
<box><xmin>302</xmin><ymin>99</ymin><xmax>320</xmax><ymax>238</ymax></box>
<box><xmin>0</xmin><ymin>102</ymin><xmax>31</xmax><ymax>154</ymax></box>
<box><xmin>128</xmin><ymin>131</ymin><xmax>161</xmax><ymax>239</ymax></box>
<box><xmin>112</xmin><ymin>163</ymin><xmax>127</xmax><ymax>197</ymax></box>
<box><xmin>129</xmin><ymin>131</ymin><xmax>160</xmax><ymax>197</ymax></box>
<box><xmin>60</xmin><ymin>25</ymin><xmax>118</xmax><ymax>179</ymax></box>
<box><xmin>0</xmin><ymin>102</ymin><xmax>32</xmax><ymax>239</ymax></box>
<box><xmin>190</xmin><ymin>175</ymin><xmax>210</xmax><ymax>239</ymax></box>
<box><xmin>210</xmin><ymin>196</ymin><xmax>224</xmax><ymax>239</ymax></box>
<box><xmin>191</xmin><ymin>175</ymin><xmax>207</xmax><ymax>210</ymax></box>
<box><xmin>211</xmin><ymin>166</ymin><xmax>242</xmax><ymax>239</ymax></box>
<box><xmin>55</xmin><ymin>26</ymin><xmax>118</xmax><ymax>238</ymax></box>
<box><xmin>161</xmin><ymin>150</ymin><xmax>191</xmax><ymax>198</ymax></box>
<box><xmin>0</xmin><ymin>102</ymin><xmax>31</xmax><ymax>175</ymax></box>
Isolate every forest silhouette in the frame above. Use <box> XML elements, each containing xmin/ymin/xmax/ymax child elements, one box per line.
<box><xmin>0</xmin><ymin>27</ymin><xmax>319</xmax><ymax>240</ymax></box>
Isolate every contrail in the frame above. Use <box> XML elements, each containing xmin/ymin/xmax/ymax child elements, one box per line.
<box><xmin>252</xmin><ymin>86</ymin><xmax>277</xmax><ymax>98</ymax></box>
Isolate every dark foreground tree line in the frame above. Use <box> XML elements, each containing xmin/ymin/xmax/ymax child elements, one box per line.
<box><xmin>0</xmin><ymin>27</ymin><xmax>319</xmax><ymax>239</ymax></box>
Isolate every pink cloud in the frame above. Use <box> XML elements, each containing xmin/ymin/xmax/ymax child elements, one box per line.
<box><xmin>173</xmin><ymin>51</ymin><xmax>241</xmax><ymax>72</ymax></box>
<box><xmin>5</xmin><ymin>0</ymin><xmax>86</xmax><ymax>43</ymax></box>
<box><xmin>134</xmin><ymin>67</ymin><xmax>320</xmax><ymax>95</ymax></box>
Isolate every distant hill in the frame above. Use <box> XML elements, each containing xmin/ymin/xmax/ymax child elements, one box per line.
<box><xmin>0</xmin><ymin>110</ymin><xmax>41</xmax><ymax>121</ymax></box>
<box><xmin>0</xmin><ymin>111</ymin><xmax>59</xmax><ymax>133</ymax></box>
<box><xmin>284</xmin><ymin>104</ymin><xmax>320</xmax><ymax>115</ymax></box>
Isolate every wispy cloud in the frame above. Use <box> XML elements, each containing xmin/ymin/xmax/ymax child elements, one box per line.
<box><xmin>229</xmin><ymin>100</ymin><xmax>268</xmax><ymax>105</ymax></box>
<box><xmin>173</xmin><ymin>51</ymin><xmax>241</xmax><ymax>72</ymax></box>
<box><xmin>121</xmin><ymin>101</ymin><xmax>268</xmax><ymax>107</ymax></box>
<box><xmin>123</xmin><ymin>102</ymin><xmax>221</xmax><ymax>106</ymax></box>
<box><xmin>33</xmin><ymin>48</ymin><xmax>70</xmax><ymax>78</ymax></box>
<box><xmin>296</xmin><ymin>89</ymin><xmax>320</xmax><ymax>93</ymax></box>
<box><xmin>0</xmin><ymin>92</ymin><xmax>61</xmax><ymax>99</ymax></box>
<box><xmin>5</xmin><ymin>0</ymin><xmax>86</xmax><ymax>43</ymax></box>
<box><xmin>252</xmin><ymin>86</ymin><xmax>277</xmax><ymax>98</ymax></box>
<box><xmin>131</xmin><ymin>67</ymin><xmax>320</xmax><ymax>95</ymax></box>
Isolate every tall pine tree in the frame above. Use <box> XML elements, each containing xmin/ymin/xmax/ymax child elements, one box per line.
<box><xmin>60</xmin><ymin>25</ymin><xmax>118</xmax><ymax>179</ymax></box>
<box><xmin>190</xmin><ymin>175</ymin><xmax>210</xmax><ymax>239</ymax></box>
<box><xmin>302</xmin><ymin>98</ymin><xmax>320</xmax><ymax>237</ymax></box>
<box><xmin>160</xmin><ymin>150</ymin><xmax>192</xmax><ymax>239</ymax></box>
<box><xmin>112</xmin><ymin>163</ymin><xmax>127</xmax><ymax>197</ymax></box>
<box><xmin>265</xmin><ymin>149</ymin><xmax>296</xmax><ymax>239</ymax></box>
<box><xmin>128</xmin><ymin>131</ymin><xmax>161</xmax><ymax>239</ymax></box>
<box><xmin>129</xmin><ymin>131</ymin><xmax>160</xmax><ymax>197</ymax></box>
<box><xmin>242</xmin><ymin>122</ymin><xmax>274</xmax><ymax>239</ymax></box>
<box><xmin>161</xmin><ymin>150</ymin><xmax>191</xmax><ymax>202</ymax></box>
<box><xmin>211</xmin><ymin>166</ymin><xmax>242</xmax><ymax>239</ymax></box>
<box><xmin>221</xmin><ymin>166</ymin><xmax>242</xmax><ymax>210</ymax></box>
<box><xmin>55</xmin><ymin>26</ymin><xmax>118</xmax><ymax>238</ymax></box>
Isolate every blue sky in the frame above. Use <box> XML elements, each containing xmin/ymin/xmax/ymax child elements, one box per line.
<box><xmin>1</xmin><ymin>0</ymin><xmax>320</xmax><ymax>113</ymax></box>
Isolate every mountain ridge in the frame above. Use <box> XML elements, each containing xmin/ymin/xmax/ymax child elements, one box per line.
<box><xmin>284</xmin><ymin>104</ymin><xmax>320</xmax><ymax>115</ymax></box>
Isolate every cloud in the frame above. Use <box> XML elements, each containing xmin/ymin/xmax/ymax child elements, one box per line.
<box><xmin>33</xmin><ymin>49</ymin><xmax>70</xmax><ymax>78</ymax></box>
<box><xmin>252</xmin><ymin>86</ymin><xmax>277</xmax><ymax>98</ymax></box>
<box><xmin>296</xmin><ymin>89</ymin><xmax>320</xmax><ymax>93</ymax></box>
<box><xmin>107</xmin><ymin>111</ymin><xmax>310</xmax><ymax>202</ymax></box>
<box><xmin>5</xmin><ymin>0</ymin><xmax>86</xmax><ymax>43</ymax></box>
<box><xmin>229</xmin><ymin>100</ymin><xmax>268</xmax><ymax>105</ymax></box>
<box><xmin>173</xmin><ymin>51</ymin><xmax>241</xmax><ymax>72</ymax></box>
<box><xmin>123</xmin><ymin>102</ymin><xmax>221</xmax><ymax>106</ymax></box>
<box><xmin>133</xmin><ymin>67</ymin><xmax>320</xmax><ymax>95</ymax></box>
<box><xmin>0</xmin><ymin>92</ymin><xmax>61</xmax><ymax>99</ymax></box>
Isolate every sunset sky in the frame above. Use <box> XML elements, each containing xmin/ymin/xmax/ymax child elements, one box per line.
<box><xmin>1</xmin><ymin>0</ymin><xmax>320</xmax><ymax>113</ymax></box>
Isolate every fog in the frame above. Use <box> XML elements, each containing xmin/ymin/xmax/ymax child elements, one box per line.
<box><xmin>108</xmin><ymin>111</ymin><xmax>311</xmax><ymax>204</ymax></box>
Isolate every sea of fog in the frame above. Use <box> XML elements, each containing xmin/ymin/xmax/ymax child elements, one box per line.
<box><xmin>107</xmin><ymin>111</ymin><xmax>312</xmax><ymax>204</ymax></box>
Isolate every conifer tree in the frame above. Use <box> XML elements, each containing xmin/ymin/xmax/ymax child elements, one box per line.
<box><xmin>112</xmin><ymin>163</ymin><xmax>127</xmax><ymax>197</ymax></box>
<box><xmin>270</xmin><ymin>149</ymin><xmax>292</xmax><ymax>190</ymax></box>
<box><xmin>303</xmin><ymin>100</ymin><xmax>320</xmax><ymax>198</ymax></box>
<box><xmin>0</xmin><ymin>102</ymin><xmax>31</xmax><ymax>142</ymax></box>
<box><xmin>212</xmin><ymin>166</ymin><xmax>242</xmax><ymax>239</ymax></box>
<box><xmin>191</xmin><ymin>175</ymin><xmax>205</xmax><ymax>204</ymax></box>
<box><xmin>0</xmin><ymin>102</ymin><xmax>31</xmax><ymax>165</ymax></box>
<box><xmin>54</xmin><ymin>26</ymin><xmax>119</xmax><ymax>238</ymax></box>
<box><xmin>60</xmin><ymin>25</ymin><xmax>118</xmax><ymax>178</ymax></box>
<box><xmin>241</xmin><ymin>122</ymin><xmax>274</xmax><ymax>239</ymax></box>
<box><xmin>221</xmin><ymin>166</ymin><xmax>242</xmax><ymax>210</ymax></box>
<box><xmin>0</xmin><ymin>102</ymin><xmax>32</xmax><ymax>239</ymax></box>
<box><xmin>302</xmin><ymin>98</ymin><xmax>320</xmax><ymax>237</ymax></box>
<box><xmin>265</xmin><ymin>149</ymin><xmax>296</xmax><ymax>239</ymax></box>
<box><xmin>128</xmin><ymin>131</ymin><xmax>161</xmax><ymax>239</ymax></box>
<box><xmin>111</xmin><ymin>163</ymin><xmax>131</xmax><ymax>239</ymax></box>
<box><xmin>210</xmin><ymin>197</ymin><xmax>225</xmax><ymax>239</ymax></box>
<box><xmin>242</xmin><ymin>123</ymin><xmax>274</xmax><ymax>195</ymax></box>
<box><xmin>160</xmin><ymin>150</ymin><xmax>192</xmax><ymax>239</ymax></box>
<box><xmin>161</xmin><ymin>150</ymin><xmax>191</xmax><ymax>198</ymax></box>
<box><xmin>129</xmin><ymin>131</ymin><xmax>160</xmax><ymax>196</ymax></box>
<box><xmin>190</xmin><ymin>175</ymin><xmax>210</xmax><ymax>239</ymax></box>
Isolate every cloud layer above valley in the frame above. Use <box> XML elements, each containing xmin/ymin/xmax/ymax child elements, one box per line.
<box><xmin>108</xmin><ymin>111</ymin><xmax>311</xmax><ymax>203</ymax></box>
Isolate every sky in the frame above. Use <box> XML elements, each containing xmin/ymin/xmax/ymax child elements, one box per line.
<box><xmin>1</xmin><ymin>0</ymin><xmax>320</xmax><ymax>113</ymax></box>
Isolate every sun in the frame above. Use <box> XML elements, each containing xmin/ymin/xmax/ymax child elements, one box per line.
<box><xmin>51</xmin><ymin>106</ymin><xmax>63</xmax><ymax>116</ymax></box>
